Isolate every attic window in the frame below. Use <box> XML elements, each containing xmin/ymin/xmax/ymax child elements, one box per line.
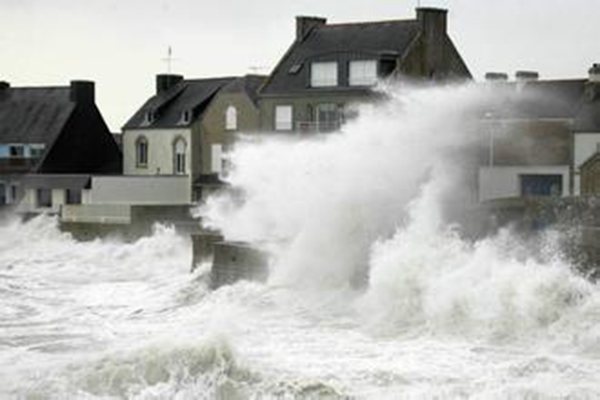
<box><xmin>289</xmin><ymin>63</ymin><xmax>303</xmax><ymax>75</ymax></box>
<box><xmin>145</xmin><ymin>110</ymin><xmax>155</xmax><ymax>124</ymax></box>
<box><xmin>181</xmin><ymin>110</ymin><xmax>191</xmax><ymax>124</ymax></box>
<box><xmin>349</xmin><ymin>60</ymin><xmax>378</xmax><ymax>86</ymax></box>
<box><xmin>225</xmin><ymin>106</ymin><xmax>237</xmax><ymax>131</ymax></box>
<box><xmin>310</xmin><ymin>62</ymin><xmax>338</xmax><ymax>87</ymax></box>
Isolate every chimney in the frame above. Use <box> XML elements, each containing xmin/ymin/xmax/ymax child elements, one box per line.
<box><xmin>0</xmin><ymin>81</ymin><xmax>9</xmax><ymax>91</ymax></box>
<box><xmin>515</xmin><ymin>71</ymin><xmax>539</xmax><ymax>82</ymax></box>
<box><xmin>156</xmin><ymin>74</ymin><xmax>183</xmax><ymax>95</ymax></box>
<box><xmin>589</xmin><ymin>63</ymin><xmax>600</xmax><ymax>83</ymax></box>
<box><xmin>416</xmin><ymin>8</ymin><xmax>448</xmax><ymax>78</ymax></box>
<box><xmin>296</xmin><ymin>16</ymin><xmax>326</xmax><ymax>42</ymax></box>
<box><xmin>70</xmin><ymin>80</ymin><xmax>95</xmax><ymax>104</ymax></box>
<box><xmin>485</xmin><ymin>72</ymin><xmax>509</xmax><ymax>82</ymax></box>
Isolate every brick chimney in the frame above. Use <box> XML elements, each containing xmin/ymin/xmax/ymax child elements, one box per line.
<box><xmin>296</xmin><ymin>16</ymin><xmax>326</xmax><ymax>42</ymax></box>
<box><xmin>515</xmin><ymin>71</ymin><xmax>539</xmax><ymax>82</ymax></box>
<box><xmin>416</xmin><ymin>8</ymin><xmax>448</xmax><ymax>78</ymax></box>
<box><xmin>156</xmin><ymin>74</ymin><xmax>183</xmax><ymax>95</ymax></box>
<box><xmin>585</xmin><ymin>63</ymin><xmax>600</xmax><ymax>101</ymax></box>
<box><xmin>70</xmin><ymin>80</ymin><xmax>95</xmax><ymax>104</ymax></box>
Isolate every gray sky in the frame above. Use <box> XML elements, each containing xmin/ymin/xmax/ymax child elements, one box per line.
<box><xmin>2</xmin><ymin>0</ymin><xmax>599</xmax><ymax>131</ymax></box>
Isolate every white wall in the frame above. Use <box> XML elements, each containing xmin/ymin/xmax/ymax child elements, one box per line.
<box><xmin>123</xmin><ymin>127</ymin><xmax>192</xmax><ymax>177</ymax></box>
<box><xmin>84</xmin><ymin>175</ymin><xmax>191</xmax><ymax>205</ymax></box>
<box><xmin>18</xmin><ymin>188</ymin><xmax>65</xmax><ymax>214</ymax></box>
<box><xmin>479</xmin><ymin>166</ymin><xmax>570</xmax><ymax>202</ymax></box>
<box><xmin>573</xmin><ymin>132</ymin><xmax>600</xmax><ymax>195</ymax></box>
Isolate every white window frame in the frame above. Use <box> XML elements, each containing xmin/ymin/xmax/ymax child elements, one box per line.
<box><xmin>225</xmin><ymin>106</ymin><xmax>237</xmax><ymax>131</ymax></box>
<box><xmin>275</xmin><ymin>105</ymin><xmax>293</xmax><ymax>131</ymax></box>
<box><xmin>136</xmin><ymin>136</ymin><xmax>148</xmax><ymax>168</ymax></box>
<box><xmin>349</xmin><ymin>60</ymin><xmax>378</xmax><ymax>86</ymax></box>
<box><xmin>310</xmin><ymin>62</ymin><xmax>338</xmax><ymax>87</ymax></box>
<box><xmin>173</xmin><ymin>137</ymin><xmax>187</xmax><ymax>175</ymax></box>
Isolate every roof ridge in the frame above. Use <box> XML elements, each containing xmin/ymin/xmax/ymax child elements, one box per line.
<box><xmin>323</xmin><ymin>18</ymin><xmax>416</xmax><ymax>28</ymax></box>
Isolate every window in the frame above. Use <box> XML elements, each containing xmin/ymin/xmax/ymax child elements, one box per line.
<box><xmin>181</xmin><ymin>110</ymin><xmax>191</xmax><ymax>124</ymax></box>
<box><xmin>10</xmin><ymin>185</ymin><xmax>18</xmax><ymax>204</ymax></box>
<box><xmin>275</xmin><ymin>105</ymin><xmax>293</xmax><ymax>131</ymax></box>
<box><xmin>349</xmin><ymin>60</ymin><xmax>378</xmax><ymax>86</ymax></box>
<box><xmin>520</xmin><ymin>174</ymin><xmax>562</xmax><ymax>197</ymax></box>
<box><xmin>211</xmin><ymin>144</ymin><xmax>223</xmax><ymax>174</ymax></box>
<box><xmin>9</xmin><ymin>145</ymin><xmax>24</xmax><ymax>158</ymax></box>
<box><xmin>145</xmin><ymin>110</ymin><xmax>155</xmax><ymax>124</ymax></box>
<box><xmin>29</xmin><ymin>144</ymin><xmax>45</xmax><ymax>159</ymax></box>
<box><xmin>173</xmin><ymin>137</ymin><xmax>186</xmax><ymax>175</ymax></box>
<box><xmin>0</xmin><ymin>183</ymin><xmax>5</xmax><ymax>206</ymax></box>
<box><xmin>225</xmin><ymin>106</ymin><xmax>237</xmax><ymax>131</ymax></box>
<box><xmin>36</xmin><ymin>188</ymin><xmax>52</xmax><ymax>208</ymax></box>
<box><xmin>310</xmin><ymin>62</ymin><xmax>338</xmax><ymax>87</ymax></box>
<box><xmin>136</xmin><ymin>136</ymin><xmax>148</xmax><ymax>167</ymax></box>
<box><xmin>65</xmin><ymin>189</ymin><xmax>82</xmax><ymax>205</ymax></box>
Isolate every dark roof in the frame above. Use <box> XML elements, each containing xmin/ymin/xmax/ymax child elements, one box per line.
<box><xmin>482</xmin><ymin>79</ymin><xmax>587</xmax><ymax>120</ymax></box>
<box><xmin>123</xmin><ymin>77</ymin><xmax>236</xmax><ymax>129</ymax></box>
<box><xmin>0</xmin><ymin>87</ymin><xmax>74</xmax><ymax>144</ymax></box>
<box><xmin>261</xmin><ymin>19</ymin><xmax>420</xmax><ymax>95</ymax></box>
<box><xmin>20</xmin><ymin>174</ymin><xmax>91</xmax><ymax>189</ymax></box>
<box><xmin>220</xmin><ymin>75</ymin><xmax>267</xmax><ymax>106</ymax></box>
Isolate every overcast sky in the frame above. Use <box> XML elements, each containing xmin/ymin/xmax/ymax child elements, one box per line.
<box><xmin>2</xmin><ymin>0</ymin><xmax>599</xmax><ymax>131</ymax></box>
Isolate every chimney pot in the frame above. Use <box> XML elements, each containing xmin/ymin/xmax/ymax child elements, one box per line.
<box><xmin>485</xmin><ymin>72</ymin><xmax>508</xmax><ymax>82</ymax></box>
<box><xmin>156</xmin><ymin>74</ymin><xmax>183</xmax><ymax>95</ymax></box>
<box><xmin>515</xmin><ymin>71</ymin><xmax>539</xmax><ymax>81</ymax></box>
<box><xmin>0</xmin><ymin>81</ymin><xmax>10</xmax><ymax>90</ymax></box>
<box><xmin>70</xmin><ymin>80</ymin><xmax>95</xmax><ymax>104</ymax></box>
<box><xmin>588</xmin><ymin>63</ymin><xmax>600</xmax><ymax>83</ymax></box>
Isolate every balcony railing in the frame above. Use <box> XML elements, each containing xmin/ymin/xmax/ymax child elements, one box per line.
<box><xmin>0</xmin><ymin>158</ymin><xmax>38</xmax><ymax>173</ymax></box>
<box><xmin>295</xmin><ymin>120</ymin><xmax>341</xmax><ymax>133</ymax></box>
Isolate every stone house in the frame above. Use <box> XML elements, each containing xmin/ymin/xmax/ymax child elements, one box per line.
<box><xmin>121</xmin><ymin>74</ymin><xmax>264</xmax><ymax>202</ymax></box>
<box><xmin>258</xmin><ymin>7</ymin><xmax>472</xmax><ymax>133</ymax></box>
<box><xmin>478</xmin><ymin>64</ymin><xmax>600</xmax><ymax>201</ymax></box>
<box><xmin>0</xmin><ymin>80</ymin><xmax>121</xmax><ymax>212</ymax></box>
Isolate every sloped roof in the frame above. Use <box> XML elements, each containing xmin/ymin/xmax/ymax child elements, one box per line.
<box><xmin>123</xmin><ymin>77</ymin><xmax>236</xmax><ymax>129</ymax></box>
<box><xmin>0</xmin><ymin>87</ymin><xmax>75</xmax><ymax>144</ymax></box>
<box><xmin>261</xmin><ymin>19</ymin><xmax>421</xmax><ymax>95</ymax></box>
<box><xmin>220</xmin><ymin>75</ymin><xmax>267</xmax><ymax>106</ymax></box>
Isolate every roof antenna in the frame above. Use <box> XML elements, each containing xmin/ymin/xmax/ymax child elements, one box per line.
<box><xmin>162</xmin><ymin>46</ymin><xmax>177</xmax><ymax>74</ymax></box>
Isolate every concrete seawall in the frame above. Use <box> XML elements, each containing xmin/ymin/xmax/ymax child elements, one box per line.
<box><xmin>210</xmin><ymin>241</ymin><xmax>269</xmax><ymax>288</ymax></box>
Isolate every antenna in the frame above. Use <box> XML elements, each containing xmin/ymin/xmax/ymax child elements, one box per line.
<box><xmin>161</xmin><ymin>46</ymin><xmax>178</xmax><ymax>73</ymax></box>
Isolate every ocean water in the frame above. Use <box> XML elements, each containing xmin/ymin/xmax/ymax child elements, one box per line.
<box><xmin>2</xmin><ymin>84</ymin><xmax>600</xmax><ymax>399</ymax></box>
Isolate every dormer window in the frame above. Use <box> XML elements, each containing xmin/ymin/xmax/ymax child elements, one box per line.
<box><xmin>310</xmin><ymin>62</ymin><xmax>338</xmax><ymax>87</ymax></box>
<box><xmin>9</xmin><ymin>145</ymin><xmax>25</xmax><ymax>158</ymax></box>
<box><xmin>225</xmin><ymin>106</ymin><xmax>237</xmax><ymax>131</ymax></box>
<box><xmin>145</xmin><ymin>110</ymin><xmax>155</xmax><ymax>124</ymax></box>
<box><xmin>349</xmin><ymin>60</ymin><xmax>378</xmax><ymax>86</ymax></box>
<box><xmin>181</xmin><ymin>110</ymin><xmax>191</xmax><ymax>124</ymax></box>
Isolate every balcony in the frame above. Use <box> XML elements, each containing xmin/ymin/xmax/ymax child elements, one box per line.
<box><xmin>0</xmin><ymin>157</ymin><xmax>38</xmax><ymax>173</ymax></box>
<box><xmin>295</xmin><ymin>120</ymin><xmax>341</xmax><ymax>133</ymax></box>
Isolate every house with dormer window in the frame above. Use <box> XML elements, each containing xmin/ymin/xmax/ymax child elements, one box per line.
<box><xmin>0</xmin><ymin>80</ymin><xmax>121</xmax><ymax>211</ymax></box>
<box><xmin>258</xmin><ymin>7</ymin><xmax>471</xmax><ymax>133</ymax></box>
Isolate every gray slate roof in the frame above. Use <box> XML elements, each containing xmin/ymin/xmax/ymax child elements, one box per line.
<box><xmin>221</xmin><ymin>75</ymin><xmax>267</xmax><ymax>106</ymax></box>
<box><xmin>574</xmin><ymin>97</ymin><xmax>600</xmax><ymax>132</ymax></box>
<box><xmin>261</xmin><ymin>20</ymin><xmax>420</xmax><ymax>95</ymax></box>
<box><xmin>123</xmin><ymin>77</ymin><xmax>236</xmax><ymax>129</ymax></box>
<box><xmin>0</xmin><ymin>87</ymin><xmax>74</xmax><ymax>144</ymax></box>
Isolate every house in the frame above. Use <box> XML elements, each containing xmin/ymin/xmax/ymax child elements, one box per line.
<box><xmin>122</xmin><ymin>74</ymin><xmax>264</xmax><ymax>202</ymax></box>
<box><xmin>57</xmin><ymin>73</ymin><xmax>265</xmax><ymax>230</ymax></box>
<box><xmin>0</xmin><ymin>80</ymin><xmax>121</xmax><ymax>211</ymax></box>
<box><xmin>259</xmin><ymin>7</ymin><xmax>472</xmax><ymax>133</ymax></box>
<box><xmin>478</xmin><ymin>64</ymin><xmax>600</xmax><ymax>201</ymax></box>
<box><xmin>573</xmin><ymin>63</ymin><xmax>600</xmax><ymax>194</ymax></box>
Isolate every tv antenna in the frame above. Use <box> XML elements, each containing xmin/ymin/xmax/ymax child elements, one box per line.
<box><xmin>162</xmin><ymin>46</ymin><xmax>178</xmax><ymax>73</ymax></box>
